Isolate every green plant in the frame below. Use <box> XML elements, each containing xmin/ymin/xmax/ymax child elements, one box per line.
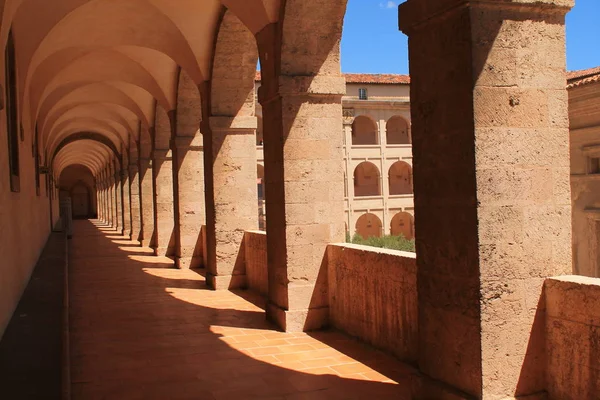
<box><xmin>346</xmin><ymin>232</ymin><xmax>415</xmax><ymax>252</ymax></box>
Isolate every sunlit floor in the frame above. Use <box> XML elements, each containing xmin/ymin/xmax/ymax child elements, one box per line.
<box><xmin>69</xmin><ymin>220</ymin><xmax>414</xmax><ymax>399</ymax></box>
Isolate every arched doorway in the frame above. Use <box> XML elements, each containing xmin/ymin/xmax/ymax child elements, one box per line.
<box><xmin>352</xmin><ymin>115</ymin><xmax>378</xmax><ymax>145</ymax></box>
<box><xmin>390</xmin><ymin>212</ymin><xmax>414</xmax><ymax>240</ymax></box>
<box><xmin>355</xmin><ymin>213</ymin><xmax>382</xmax><ymax>239</ymax></box>
<box><xmin>71</xmin><ymin>183</ymin><xmax>91</xmax><ymax>219</ymax></box>
<box><xmin>354</xmin><ymin>162</ymin><xmax>381</xmax><ymax>197</ymax></box>
<box><xmin>386</xmin><ymin>116</ymin><xmax>410</xmax><ymax>144</ymax></box>
<box><xmin>388</xmin><ymin>161</ymin><xmax>413</xmax><ymax>195</ymax></box>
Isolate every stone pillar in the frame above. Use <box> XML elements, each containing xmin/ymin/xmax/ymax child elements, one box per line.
<box><xmin>121</xmin><ymin>168</ymin><xmax>132</xmax><ymax>239</ymax></box>
<box><xmin>106</xmin><ymin>166</ymin><xmax>114</xmax><ymax>227</ymax></box>
<box><xmin>110</xmin><ymin>165</ymin><xmax>118</xmax><ymax>229</ymax></box>
<box><xmin>113</xmin><ymin>165</ymin><xmax>123</xmax><ymax>235</ymax></box>
<box><xmin>204</xmin><ymin>116</ymin><xmax>258</xmax><ymax>289</ymax></box>
<box><xmin>100</xmin><ymin>172</ymin><xmax>107</xmax><ymax>223</ymax></box>
<box><xmin>258</xmin><ymin>75</ymin><xmax>346</xmax><ymax>332</ymax></box>
<box><xmin>129</xmin><ymin>163</ymin><xmax>142</xmax><ymax>243</ymax></box>
<box><xmin>398</xmin><ymin>1</ymin><xmax>573</xmax><ymax>398</ymax></box>
<box><xmin>173</xmin><ymin>135</ymin><xmax>205</xmax><ymax>269</ymax></box>
<box><xmin>152</xmin><ymin>148</ymin><xmax>175</xmax><ymax>257</ymax></box>
<box><xmin>139</xmin><ymin>158</ymin><xmax>155</xmax><ymax>248</ymax></box>
<box><xmin>97</xmin><ymin>174</ymin><xmax>104</xmax><ymax>222</ymax></box>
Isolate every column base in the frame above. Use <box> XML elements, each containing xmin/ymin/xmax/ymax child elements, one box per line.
<box><xmin>266</xmin><ymin>302</ymin><xmax>329</xmax><ymax>333</ymax></box>
<box><xmin>122</xmin><ymin>230</ymin><xmax>131</xmax><ymax>239</ymax></box>
<box><xmin>175</xmin><ymin>256</ymin><xmax>203</xmax><ymax>270</ymax></box>
<box><xmin>205</xmin><ymin>273</ymin><xmax>247</xmax><ymax>291</ymax></box>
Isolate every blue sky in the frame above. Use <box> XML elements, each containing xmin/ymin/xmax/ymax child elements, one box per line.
<box><xmin>341</xmin><ymin>0</ymin><xmax>600</xmax><ymax>74</ymax></box>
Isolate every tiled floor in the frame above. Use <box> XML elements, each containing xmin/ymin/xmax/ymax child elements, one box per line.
<box><xmin>69</xmin><ymin>220</ymin><xmax>414</xmax><ymax>399</ymax></box>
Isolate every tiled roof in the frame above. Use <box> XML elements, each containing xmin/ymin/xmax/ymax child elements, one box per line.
<box><xmin>567</xmin><ymin>66</ymin><xmax>600</xmax><ymax>89</ymax></box>
<box><xmin>254</xmin><ymin>71</ymin><xmax>410</xmax><ymax>85</ymax></box>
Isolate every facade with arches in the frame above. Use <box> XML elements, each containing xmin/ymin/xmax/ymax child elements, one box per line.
<box><xmin>256</xmin><ymin>74</ymin><xmax>414</xmax><ymax>240</ymax></box>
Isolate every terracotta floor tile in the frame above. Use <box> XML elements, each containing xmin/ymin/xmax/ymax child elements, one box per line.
<box><xmin>69</xmin><ymin>220</ymin><xmax>413</xmax><ymax>400</ymax></box>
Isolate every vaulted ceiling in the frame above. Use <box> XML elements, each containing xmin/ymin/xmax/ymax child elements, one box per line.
<box><xmin>0</xmin><ymin>0</ymin><xmax>283</xmax><ymax>177</ymax></box>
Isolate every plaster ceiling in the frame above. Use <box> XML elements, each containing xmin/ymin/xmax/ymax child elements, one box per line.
<box><xmin>0</xmin><ymin>0</ymin><xmax>281</xmax><ymax>177</ymax></box>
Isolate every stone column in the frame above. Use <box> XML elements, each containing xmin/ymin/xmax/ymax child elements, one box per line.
<box><xmin>97</xmin><ymin>174</ymin><xmax>104</xmax><ymax>222</ymax></box>
<box><xmin>129</xmin><ymin>163</ymin><xmax>142</xmax><ymax>243</ymax></box>
<box><xmin>258</xmin><ymin>75</ymin><xmax>346</xmax><ymax>332</ymax></box>
<box><xmin>113</xmin><ymin>165</ymin><xmax>123</xmax><ymax>234</ymax></box>
<box><xmin>110</xmin><ymin>165</ymin><xmax>118</xmax><ymax>230</ymax></box>
<box><xmin>204</xmin><ymin>116</ymin><xmax>258</xmax><ymax>289</ymax></box>
<box><xmin>152</xmin><ymin>148</ymin><xmax>175</xmax><ymax>257</ymax></box>
<box><xmin>121</xmin><ymin>168</ymin><xmax>132</xmax><ymax>239</ymax></box>
<box><xmin>398</xmin><ymin>1</ymin><xmax>573</xmax><ymax>398</ymax></box>
<box><xmin>139</xmin><ymin>157</ymin><xmax>155</xmax><ymax>248</ymax></box>
<box><xmin>173</xmin><ymin>135</ymin><xmax>205</xmax><ymax>269</ymax></box>
<box><xmin>106</xmin><ymin>166</ymin><xmax>114</xmax><ymax>227</ymax></box>
<box><xmin>101</xmin><ymin>171</ymin><xmax>107</xmax><ymax>223</ymax></box>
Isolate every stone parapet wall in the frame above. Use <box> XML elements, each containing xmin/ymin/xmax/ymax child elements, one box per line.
<box><xmin>244</xmin><ymin>230</ymin><xmax>268</xmax><ymax>297</ymax></box>
<box><xmin>546</xmin><ymin>276</ymin><xmax>600</xmax><ymax>399</ymax></box>
<box><xmin>327</xmin><ymin>244</ymin><xmax>417</xmax><ymax>364</ymax></box>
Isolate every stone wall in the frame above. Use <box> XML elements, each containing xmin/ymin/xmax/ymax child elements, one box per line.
<box><xmin>327</xmin><ymin>244</ymin><xmax>418</xmax><ymax>364</ymax></box>
<box><xmin>244</xmin><ymin>230</ymin><xmax>268</xmax><ymax>297</ymax></box>
<box><xmin>546</xmin><ymin>276</ymin><xmax>600</xmax><ymax>399</ymax></box>
<box><xmin>0</xmin><ymin>139</ymin><xmax>53</xmax><ymax>339</ymax></box>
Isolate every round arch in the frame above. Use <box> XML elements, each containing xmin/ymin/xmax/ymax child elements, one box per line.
<box><xmin>388</xmin><ymin>161</ymin><xmax>412</xmax><ymax>195</ymax></box>
<box><xmin>352</xmin><ymin>115</ymin><xmax>378</xmax><ymax>145</ymax></box>
<box><xmin>386</xmin><ymin>115</ymin><xmax>410</xmax><ymax>145</ymax></box>
<box><xmin>355</xmin><ymin>213</ymin><xmax>382</xmax><ymax>239</ymax></box>
<box><xmin>353</xmin><ymin>162</ymin><xmax>381</xmax><ymax>197</ymax></box>
<box><xmin>51</xmin><ymin>132</ymin><xmax>122</xmax><ymax>167</ymax></box>
<box><xmin>390</xmin><ymin>212</ymin><xmax>414</xmax><ymax>240</ymax></box>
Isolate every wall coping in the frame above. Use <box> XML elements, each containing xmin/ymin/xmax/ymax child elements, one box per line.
<box><xmin>546</xmin><ymin>274</ymin><xmax>600</xmax><ymax>286</ymax></box>
<box><xmin>328</xmin><ymin>242</ymin><xmax>416</xmax><ymax>259</ymax></box>
<box><xmin>245</xmin><ymin>230</ymin><xmax>266</xmax><ymax>236</ymax></box>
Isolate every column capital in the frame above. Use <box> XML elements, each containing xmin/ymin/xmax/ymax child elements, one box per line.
<box><xmin>209</xmin><ymin>116</ymin><xmax>257</xmax><ymax>132</ymax></box>
<box><xmin>258</xmin><ymin>75</ymin><xmax>346</xmax><ymax>105</ymax></box>
<box><xmin>399</xmin><ymin>0</ymin><xmax>573</xmax><ymax>34</ymax></box>
<box><xmin>171</xmin><ymin>136</ymin><xmax>203</xmax><ymax>151</ymax></box>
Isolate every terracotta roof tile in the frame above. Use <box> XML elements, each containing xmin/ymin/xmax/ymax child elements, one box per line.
<box><xmin>567</xmin><ymin>66</ymin><xmax>600</xmax><ymax>88</ymax></box>
<box><xmin>254</xmin><ymin>71</ymin><xmax>410</xmax><ymax>85</ymax></box>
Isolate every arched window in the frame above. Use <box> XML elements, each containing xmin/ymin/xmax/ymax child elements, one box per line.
<box><xmin>351</xmin><ymin>115</ymin><xmax>378</xmax><ymax>145</ymax></box>
<box><xmin>386</xmin><ymin>116</ymin><xmax>410</xmax><ymax>145</ymax></box>
<box><xmin>5</xmin><ymin>30</ymin><xmax>20</xmax><ymax>192</ymax></box>
<box><xmin>390</xmin><ymin>212</ymin><xmax>414</xmax><ymax>240</ymax></box>
<box><xmin>355</xmin><ymin>213</ymin><xmax>382</xmax><ymax>239</ymax></box>
<box><xmin>353</xmin><ymin>162</ymin><xmax>381</xmax><ymax>197</ymax></box>
<box><xmin>388</xmin><ymin>161</ymin><xmax>413</xmax><ymax>195</ymax></box>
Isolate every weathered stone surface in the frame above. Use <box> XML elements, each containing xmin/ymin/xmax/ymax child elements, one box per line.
<box><xmin>399</xmin><ymin>0</ymin><xmax>572</xmax><ymax>397</ymax></box>
<box><xmin>545</xmin><ymin>276</ymin><xmax>600</xmax><ymax>400</ymax></box>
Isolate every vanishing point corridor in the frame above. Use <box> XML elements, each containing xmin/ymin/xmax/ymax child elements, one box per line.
<box><xmin>69</xmin><ymin>220</ymin><xmax>412</xmax><ymax>400</ymax></box>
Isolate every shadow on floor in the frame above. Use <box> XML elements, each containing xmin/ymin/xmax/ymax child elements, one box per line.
<box><xmin>69</xmin><ymin>219</ymin><xmax>414</xmax><ymax>399</ymax></box>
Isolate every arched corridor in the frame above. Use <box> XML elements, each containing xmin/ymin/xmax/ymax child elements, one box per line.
<box><xmin>355</xmin><ymin>213</ymin><xmax>382</xmax><ymax>239</ymax></box>
<box><xmin>0</xmin><ymin>0</ymin><xmax>584</xmax><ymax>398</ymax></box>
<box><xmin>388</xmin><ymin>162</ymin><xmax>412</xmax><ymax>195</ymax></box>
<box><xmin>390</xmin><ymin>212</ymin><xmax>414</xmax><ymax>240</ymax></box>
<box><xmin>353</xmin><ymin>162</ymin><xmax>381</xmax><ymax>197</ymax></box>
<box><xmin>67</xmin><ymin>220</ymin><xmax>410</xmax><ymax>398</ymax></box>
<box><xmin>386</xmin><ymin>116</ymin><xmax>410</xmax><ymax>145</ymax></box>
<box><xmin>351</xmin><ymin>115</ymin><xmax>378</xmax><ymax>145</ymax></box>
